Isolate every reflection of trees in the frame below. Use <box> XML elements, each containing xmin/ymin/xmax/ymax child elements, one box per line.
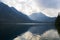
<box><xmin>55</xmin><ymin>13</ymin><xmax>60</xmax><ymax>35</ymax></box>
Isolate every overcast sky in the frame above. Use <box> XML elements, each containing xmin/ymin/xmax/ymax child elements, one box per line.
<box><xmin>35</xmin><ymin>0</ymin><xmax>60</xmax><ymax>17</ymax></box>
<box><xmin>0</xmin><ymin>0</ymin><xmax>60</xmax><ymax>17</ymax></box>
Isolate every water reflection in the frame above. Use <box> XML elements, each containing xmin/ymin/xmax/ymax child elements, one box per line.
<box><xmin>0</xmin><ymin>24</ymin><xmax>31</xmax><ymax>40</ymax></box>
<box><xmin>14</xmin><ymin>24</ymin><xmax>60</xmax><ymax>40</ymax></box>
<box><xmin>29</xmin><ymin>24</ymin><xmax>56</xmax><ymax>35</ymax></box>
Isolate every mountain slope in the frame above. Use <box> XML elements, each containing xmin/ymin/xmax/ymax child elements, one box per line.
<box><xmin>29</xmin><ymin>12</ymin><xmax>56</xmax><ymax>22</ymax></box>
<box><xmin>0</xmin><ymin>2</ymin><xmax>31</xmax><ymax>23</ymax></box>
<box><xmin>0</xmin><ymin>2</ymin><xmax>32</xmax><ymax>40</ymax></box>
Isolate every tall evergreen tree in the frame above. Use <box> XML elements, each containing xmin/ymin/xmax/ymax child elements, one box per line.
<box><xmin>55</xmin><ymin>12</ymin><xmax>60</xmax><ymax>35</ymax></box>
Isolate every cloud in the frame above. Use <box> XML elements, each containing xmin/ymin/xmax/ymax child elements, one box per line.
<box><xmin>1</xmin><ymin>0</ymin><xmax>40</xmax><ymax>16</ymax></box>
<box><xmin>36</xmin><ymin>0</ymin><xmax>60</xmax><ymax>9</ymax></box>
<box><xmin>34</xmin><ymin>0</ymin><xmax>60</xmax><ymax>17</ymax></box>
<box><xmin>1</xmin><ymin>0</ymin><xmax>59</xmax><ymax>17</ymax></box>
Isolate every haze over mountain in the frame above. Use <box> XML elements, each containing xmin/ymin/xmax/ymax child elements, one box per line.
<box><xmin>29</xmin><ymin>12</ymin><xmax>56</xmax><ymax>22</ymax></box>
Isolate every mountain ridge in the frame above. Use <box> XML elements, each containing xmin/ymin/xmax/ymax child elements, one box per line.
<box><xmin>0</xmin><ymin>2</ymin><xmax>32</xmax><ymax>23</ymax></box>
<box><xmin>29</xmin><ymin>12</ymin><xmax>56</xmax><ymax>22</ymax></box>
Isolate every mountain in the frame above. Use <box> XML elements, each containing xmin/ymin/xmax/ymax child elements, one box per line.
<box><xmin>29</xmin><ymin>12</ymin><xmax>56</xmax><ymax>22</ymax></box>
<box><xmin>0</xmin><ymin>2</ymin><xmax>32</xmax><ymax>40</ymax></box>
<box><xmin>0</xmin><ymin>2</ymin><xmax>32</xmax><ymax>23</ymax></box>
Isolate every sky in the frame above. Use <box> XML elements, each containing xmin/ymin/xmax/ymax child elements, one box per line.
<box><xmin>35</xmin><ymin>0</ymin><xmax>60</xmax><ymax>17</ymax></box>
<box><xmin>0</xmin><ymin>0</ymin><xmax>60</xmax><ymax>17</ymax></box>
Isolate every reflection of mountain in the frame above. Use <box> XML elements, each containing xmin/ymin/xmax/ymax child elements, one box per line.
<box><xmin>29</xmin><ymin>12</ymin><xmax>56</xmax><ymax>22</ymax></box>
<box><xmin>0</xmin><ymin>2</ymin><xmax>32</xmax><ymax>23</ymax></box>
<box><xmin>0</xmin><ymin>2</ymin><xmax>32</xmax><ymax>40</ymax></box>
<box><xmin>29</xmin><ymin>25</ymin><xmax>56</xmax><ymax>35</ymax></box>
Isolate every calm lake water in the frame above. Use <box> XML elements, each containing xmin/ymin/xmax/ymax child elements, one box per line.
<box><xmin>12</xmin><ymin>23</ymin><xmax>60</xmax><ymax>40</ymax></box>
<box><xmin>0</xmin><ymin>23</ymin><xmax>60</xmax><ymax>40</ymax></box>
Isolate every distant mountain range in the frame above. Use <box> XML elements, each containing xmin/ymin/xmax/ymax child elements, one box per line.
<box><xmin>29</xmin><ymin>12</ymin><xmax>56</xmax><ymax>22</ymax></box>
<box><xmin>0</xmin><ymin>2</ymin><xmax>56</xmax><ymax>23</ymax></box>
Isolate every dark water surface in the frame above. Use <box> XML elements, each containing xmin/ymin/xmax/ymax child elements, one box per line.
<box><xmin>0</xmin><ymin>23</ymin><xmax>59</xmax><ymax>40</ymax></box>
